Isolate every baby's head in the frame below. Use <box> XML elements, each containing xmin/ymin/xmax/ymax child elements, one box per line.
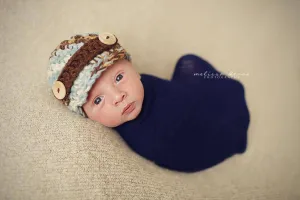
<box><xmin>47</xmin><ymin>32</ymin><xmax>144</xmax><ymax>127</ymax></box>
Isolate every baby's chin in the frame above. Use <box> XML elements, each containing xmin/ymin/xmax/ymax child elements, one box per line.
<box><xmin>128</xmin><ymin>102</ymin><xmax>142</xmax><ymax>120</ymax></box>
<box><xmin>115</xmin><ymin>103</ymin><xmax>142</xmax><ymax>127</ymax></box>
<box><xmin>97</xmin><ymin>102</ymin><xmax>143</xmax><ymax>128</ymax></box>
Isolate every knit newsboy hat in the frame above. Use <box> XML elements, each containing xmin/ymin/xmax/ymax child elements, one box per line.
<box><xmin>47</xmin><ymin>32</ymin><xmax>131</xmax><ymax>117</ymax></box>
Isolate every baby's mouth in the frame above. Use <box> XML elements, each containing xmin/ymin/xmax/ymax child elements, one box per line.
<box><xmin>122</xmin><ymin>102</ymin><xmax>135</xmax><ymax>115</ymax></box>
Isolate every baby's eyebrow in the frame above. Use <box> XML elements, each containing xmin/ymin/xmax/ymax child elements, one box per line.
<box><xmin>87</xmin><ymin>93</ymin><xmax>93</xmax><ymax>104</ymax></box>
<box><xmin>88</xmin><ymin>88</ymin><xmax>98</xmax><ymax>102</ymax></box>
<box><xmin>91</xmin><ymin>89</ymin><xmax>99</xmax><ymax>99</ymax></box>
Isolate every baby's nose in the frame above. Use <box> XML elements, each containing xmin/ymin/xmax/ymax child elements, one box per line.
<box><xmin>113</xmin><ymin>92</ymin><xmax>126</xmax><ymax>106</ymax></box>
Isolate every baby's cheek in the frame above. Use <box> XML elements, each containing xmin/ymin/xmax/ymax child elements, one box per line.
<box><xmin>103</xmin><ymin>115</ymin><xmax>122</xmax><ymax>127</ymax></box>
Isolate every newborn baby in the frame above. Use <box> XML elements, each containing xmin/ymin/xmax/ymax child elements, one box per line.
<box><xmin>48</xmin><ymin>32</ymin><xmax>250</xmax><ymax>172</ymax></box>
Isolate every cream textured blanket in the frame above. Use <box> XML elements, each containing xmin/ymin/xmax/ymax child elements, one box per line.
<box><xmin>0</xmin><ymin>0</ymin><xmax>299</xmax><ymax>199</ymax></box>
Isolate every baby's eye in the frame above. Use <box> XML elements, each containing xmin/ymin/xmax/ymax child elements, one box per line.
<box><xmin>94</xmin><ymin>96</ymin><xmax>103</xmax><ymax>105</ymax></box>
<box><xmin>116</xmin><ymin>73</ymin><xmax>123</xmax><ymax>83</ymax></box>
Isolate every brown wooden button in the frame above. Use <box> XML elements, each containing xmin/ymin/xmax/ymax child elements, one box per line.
<box><xmin>99</xmin><ymin>32</ymin><xmax>117</xmax><ymax>45</ymax></box>
<box><xmin>52</xmin><ymin>81</ymin><xmax>66</xmax><ymax>100</ymax></box>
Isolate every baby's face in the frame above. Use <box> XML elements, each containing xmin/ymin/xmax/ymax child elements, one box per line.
<box><xmin>82</xmin><ymin>59</ymin><xmax>144</xmax><ymax>127</ymax></box>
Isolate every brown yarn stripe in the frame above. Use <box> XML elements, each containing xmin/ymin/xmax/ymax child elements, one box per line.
<box><xmin>56</xmin><ymin>37</ymin><xmax>118</xmax><ymax>105</ymax></box>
